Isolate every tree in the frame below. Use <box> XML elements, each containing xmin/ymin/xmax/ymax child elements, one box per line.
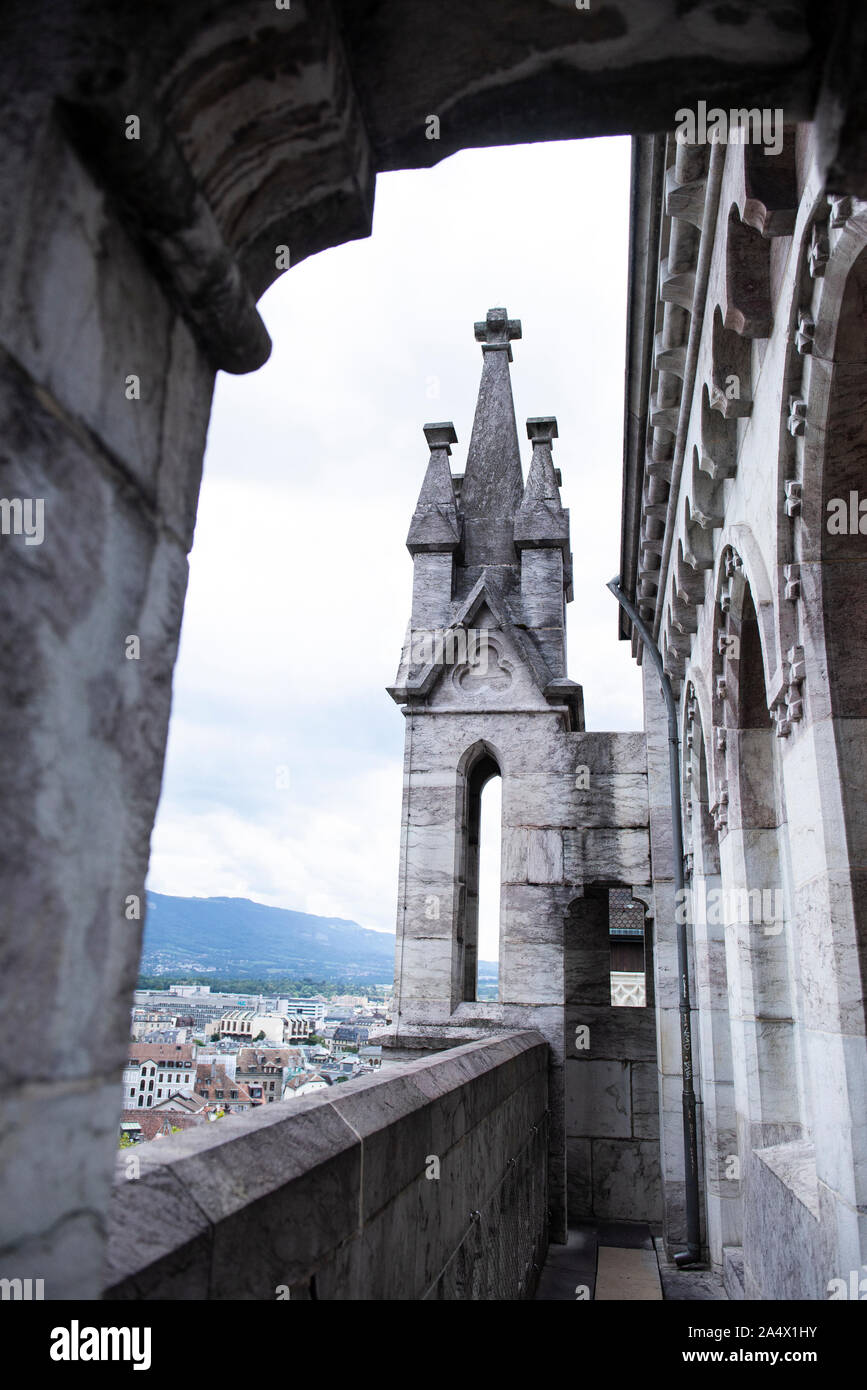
<box><xmin>254</xmin><ymin>1030</ymin><xmax>266</xmax><ymax>1041</ymax></box>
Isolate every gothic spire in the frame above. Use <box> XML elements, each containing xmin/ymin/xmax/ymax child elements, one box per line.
<box><xmin>407</xmin><ymin>422</ymin><xmax>461</xmax><ymax>553</ymax></box>
<box><xmin>460</xmin><ymin>308</ymin><xmax>524</xmax><ymax>567</ymax></box>
<box><xmin>514</xmin><ymin>417</ymin><xmax>569</xmax><ymax>551</ymax></box>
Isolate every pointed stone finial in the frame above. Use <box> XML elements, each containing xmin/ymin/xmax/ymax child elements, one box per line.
<box><xmin>515</xmin><ymin>414</ymin><xmax>568</xmax><ymax>552</ymax></box>
<box><xmin>407</xmin><ymin>422</ymin><xmax>461</xmax><ymax>554</ymax></box>
<box><xmin>474</xmin><ymin>307</ymin><xmax>522</xmax><ymax>361</ymax></box>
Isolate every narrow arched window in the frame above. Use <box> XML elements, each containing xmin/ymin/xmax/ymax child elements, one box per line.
<box><xmin>457</xmin><ymin>746</ymin><xmax>502</xmax><ymax>1003</ymax></box>
<box><xmin>476</xmin><ymin>774</ymin><xmax>502</xmax><ymax>1001</ymax></box>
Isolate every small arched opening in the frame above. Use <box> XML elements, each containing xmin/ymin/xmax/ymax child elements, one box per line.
<box><xmin>456</xmin><ymin>743</ymin><xmax>502</xmax><ymax>1004</ymax></box>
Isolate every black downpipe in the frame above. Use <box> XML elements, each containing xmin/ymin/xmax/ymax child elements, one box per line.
<box><xmin>607</xmin><ymin>577</ymin><xmax>702</xmax><ymax>1267</ymax></box>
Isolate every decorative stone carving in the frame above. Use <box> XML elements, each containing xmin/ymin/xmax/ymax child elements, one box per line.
<box><xmin>650</xmin><ymin>396</ymin><xmax>681</xmax><ymax>433</ymax></box>
<box><xmin>795</xmin><ymin>309</ymin><xmax>815</xmax><ymax>354</ymax></box>
<box><xmin>808</xmin><ymin>222</ymin><xmax>829</xmax><ymax>278</ymax></box>
<box><xmin>828</xmin><ymin>194</ymin><xmax>852</xmax><ymax>229</ymax></box>
<box><xmin>773</xmin><ymin>699</ymin><xmax>792</xmax><ymax>738</ymax></box>
<box><xmin>474</xmin><ymin>307</ymin><xmax>522</xmax><ymax>357</ymax></box>
<box><xmin>787</xmin><ymin>398</ymin><xmax>807</xmax><ymax>437</ymax></box>
<box><xmin>720</xmin><ymin>579</ymin><xmax>733</xmax><ymax>613</ymax></box>
<box><xmin>784</xmin><ymin>479</ymin><xmax>803</xmax><ymax>516</ymax></box>
<box><xmin>711</xmin><ymin>783</ymin><xmax>729</xmax><ymax>832</ymax></box>
<box><xmin>654</xmin><ymin>336</ymin><xmax>687</xmax><ymax>377</ymax></box>
<box><xmin>660</xmin><ymin>257</ymin><xmax>696</xmax><ymax>312</ymax></box>
<box><xmin>783</xmin><ymin>564</ymin><xmax>801</xmax><ymax>601</ymax></box>
<box><xmin>665</xmin><ymin>166</ymin><xmax>707</xmax><ymax>228</ymax></box>
<box><xmin>772</xmin><ymin>645</ymin><xmax>806</xmax><ymax>736</ymax></box>
<box><xmin>645</xmin><ymin>452</ymin><xmax>673</xmax><ymax>481</ymax></box>
<box><xmin>715</xmin><ymin>727</ymin><xmax>727</xmax><ymax>754</ymax></box>
<box><xmin>787</xmin><ymin>644</ymin><xmax>806</xmax><ymax>685</ymax></box>
<box><xmin>690</xmin><ymin>501</ymin><xmax>723</xmax><ymax>530</ymax></box>
<box><xmin>452</xmin><ymin>642</ymin><xmax>513</xmax><ymax>694</ymax></box>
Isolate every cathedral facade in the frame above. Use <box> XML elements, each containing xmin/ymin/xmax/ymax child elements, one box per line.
<box><xmin>622</xmin><ymin>123</ymin><xmax>867</xmax><ymax>1299</ymax></box>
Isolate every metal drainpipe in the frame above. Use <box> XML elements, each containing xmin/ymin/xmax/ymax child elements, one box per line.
<box><xmin>607</xmin><ymin>577</ymin><xmax>702</xmax><ymax>1267</ymax></box>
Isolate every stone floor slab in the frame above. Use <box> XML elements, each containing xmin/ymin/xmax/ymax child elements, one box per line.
<box><xmin>595</xmin><ymin>1245</ymin><xmax>662</xmax><ymax>1300</ymax></box>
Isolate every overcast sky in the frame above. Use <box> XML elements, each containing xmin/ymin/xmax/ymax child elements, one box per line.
<box><xmin>147</xmin><ymin>135</ymin><xmax>642</xmax><ymax>960</ymax></box>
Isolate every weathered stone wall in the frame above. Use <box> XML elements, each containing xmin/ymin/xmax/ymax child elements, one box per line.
<box><xmin>565</xmin><ymin>892</ymin><xmax>661</xmax><ymax>1225</ymax></box>
<box><xmin>103</xmin><ymin>1032</ymin><xmax>549</xmax><ymax>1301</ymax></box>
<box><xmin>392</xmin><ymin>703</ymin><xmax>657</xmax><ymax>1235</ymax></box>
<box><xmin>0</xmin><ymin>100</ymin><xmax>216</xmax><ymax>1302</ymax></box>
<box><xmin>564</xmin><ymin>732</ymin><xmax>661</xmax><ymax>1224</ymax></box>
<box><xmin>628</xmin><ymin>118</ymin><xmax>867</xmax><ymax>1294</ymax></box>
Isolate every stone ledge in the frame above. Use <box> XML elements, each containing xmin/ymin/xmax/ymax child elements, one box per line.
<box><xmin>753</xmin><ymin>1139</ymin><xmax>820</xmax><ymax>1221</ymax></box>
<box><xmin>104</xmin><ymin>1030</ymin><xmax>548</xmax><ymax>1300</ymax></box>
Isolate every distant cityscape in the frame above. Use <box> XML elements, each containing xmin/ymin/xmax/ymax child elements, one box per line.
<box><xmin>119</xmin><ymin>983</ymin><xmax>394</xmax><ymax>1147</ymax></box>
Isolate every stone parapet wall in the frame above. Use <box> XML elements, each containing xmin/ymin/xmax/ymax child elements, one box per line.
<box><xmin>104</xmin><ymin>1030</ymin><xmax>548</xmax><ymax>1301</ymax></box>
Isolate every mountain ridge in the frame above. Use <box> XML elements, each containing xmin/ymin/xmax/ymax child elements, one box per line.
<box><xmin>141</xmin><ymin>891</ymin><xmax>498</xmax><ymax>984</ymax></box>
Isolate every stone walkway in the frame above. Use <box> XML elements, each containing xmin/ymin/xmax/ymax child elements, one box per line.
<box><xmin>534</xmin><ymin>1222</ymin><xmax>727</xmax><ymax>1301</ymax></box>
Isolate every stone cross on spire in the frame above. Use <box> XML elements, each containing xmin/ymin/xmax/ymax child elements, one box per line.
<box><xmin>474</xmin><ymin>307</ymin><xmax>522</xmax><ymax>361</ymax></box>
<box><xmin>460</xmin><ymin>308</ymin><xmax>524</xmax><ymax>564</ymax></box>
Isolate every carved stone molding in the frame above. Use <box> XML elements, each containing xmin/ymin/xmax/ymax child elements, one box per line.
<box><xmin>828</xmin><ymin>194</ymin><xmax>853</xmax><ymax>229</ymax></box>
<box><xmin>787</xmin><ymin>398</ymin><xmax>807</xmax><ymax>438</ymax></box>
<box><xmin>809</xmin><ymin>222</ymin><xmax>830</xmax><ymax>278</ymax></box>
<box><xmin>795</xmin><ymin>309</ymin><xmax>815</xmax><ymax>354</ymax></box>
<box><xmin>711</xmin><ymin>782</ymin><xmax>729</xmax><ymax>832</ymax></box>
<box><xmin>784</xmin><ymin>479</ymin><xmax>803</xmax><ymax>516</ymax></box>
<box><xmin>783</xmin><ymin>563</ymin><xmax>801</xmax><ymax>601</ymax></box>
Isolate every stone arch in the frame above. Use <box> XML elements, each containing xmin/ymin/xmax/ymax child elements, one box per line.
<box><xmin>713</xmin><ymin>561</ymin><xmax>805</xmax><ymax>1146</ymax></box>
<box><xmin>714</xmin><ymin>529</ymin><xmax>779</xmax><ymax>695</ymax></box>
<box><xmin>796</xmin><ymin>218</ymin><xmax>867</xmax><ymax>1036</ymax></box>
<box><xmin>808</xmin><ymin>241</ymin><xmax>867</xmax><ymax>721</ymax></box>
<box><xmin>683</xmin><ymin>680</ymin><xmax>742</xmax><ymax>1259</ymax></box>
<box><xmin>455</xmin><ymin>739</ymin><xmax>503</xmax><ymax>1003</ymax></box>
<box><xmin>682</xmin><ymin>682</ymin><xmax>717</xmax><ymax>877</ymax></box>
